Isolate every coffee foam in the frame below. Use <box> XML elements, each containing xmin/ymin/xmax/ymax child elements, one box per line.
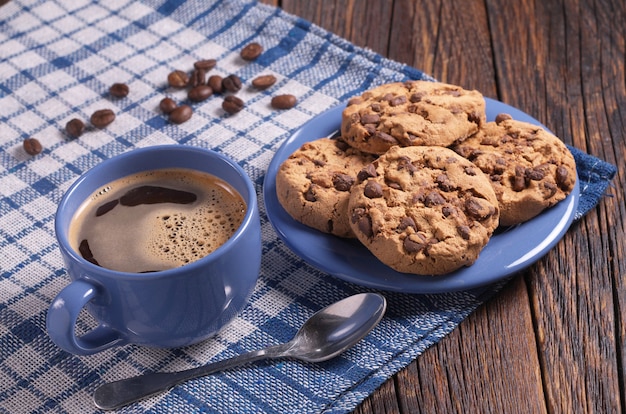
<box><xmin>69</xmin><ymin>169</ymin><xmax>246</xmax><ymax>273</ymax></box>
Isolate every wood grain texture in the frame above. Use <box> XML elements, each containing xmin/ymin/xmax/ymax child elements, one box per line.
<box><xmin>262</xmin><ymin>1</ymin><xmax>626</xmax><ymax>413</ymax></box>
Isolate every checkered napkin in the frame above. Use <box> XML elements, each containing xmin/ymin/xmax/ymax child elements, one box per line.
<box><xmin>0</xmin><ymin>0</ymin><xmax>617</xmax><ymax>413</ymax></box>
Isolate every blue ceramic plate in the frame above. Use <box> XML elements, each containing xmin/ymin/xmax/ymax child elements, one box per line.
<box><xmin>263</xmin><ymin>98</ymin><xmax>579</xmax><ymax>293</ymax></box>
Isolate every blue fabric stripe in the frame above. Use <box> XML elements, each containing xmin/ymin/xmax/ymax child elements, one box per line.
<box><xmin>255</xmin><ymin>18</ymin><xmax>312</xmax><ymax>66</ymax></box>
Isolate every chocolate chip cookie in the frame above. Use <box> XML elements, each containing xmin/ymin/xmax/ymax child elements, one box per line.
<box><xmin>348</xmin><ymin>146</ymin><xmax>499</xmax><ymax>275</ymax></box>
<box><xmin>451</xmin><ymin>114</ymin><xmax>577</xmax><ymax>226</ymax></box>
<box><xmin>276</xmin><ymin>137</ymin><xmax>377</xmax><ymax>238</ymax></box>
<box><xmin>341</xmin><ymin>80</ymin><xmax>486</xmax><ymax>155</ymax></box>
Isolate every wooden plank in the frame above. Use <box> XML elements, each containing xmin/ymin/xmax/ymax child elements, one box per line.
<box><xmin>278</xmin><ymin>0</ymin><xmax>394</xmax><ymax>56</ymax></box>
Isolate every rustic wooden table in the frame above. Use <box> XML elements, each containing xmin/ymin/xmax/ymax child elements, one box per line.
<box><xmin>260</xmin><ymin>0</ymin><xmax>626</xmax><ymax>413</ymax></box>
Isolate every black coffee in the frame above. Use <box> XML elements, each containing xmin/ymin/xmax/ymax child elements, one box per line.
<box><xmin>69</xmin><ymin>168</ymin><xmax>246</xmax><ymax>273</ymax></box>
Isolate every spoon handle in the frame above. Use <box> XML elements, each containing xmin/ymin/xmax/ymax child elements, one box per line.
<box><xmin>93</xmin><ymin>345</ymin><xmax>287</xmax><ymax>410</ymax></box>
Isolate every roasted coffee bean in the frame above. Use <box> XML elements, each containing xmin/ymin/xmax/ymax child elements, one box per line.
<box><xmin>159</xmin><ymin>97</ymin><xmax>177</xmax><ymax>114</ymax></box>
<box><xmin>188</xmin><ymin>85</ymin><xmax>213</xmax><ymax>102</ymax></box>
<box><xmin>23</xmin><ymin>138</ymin><xmax>42</xmax><ymax>155</ymax></box>
<box><xmin>169</xmin><ymin>105</ymin><xmax>193</xmax><ymax>124</ymax></box>
<box><xmin>240</xmin><ymin>42</ymin><xmax>263</xmax><ymax>60</ymax></box>
<box><xmin>167</xmin><ymin>70</ymin><xmax>189</xmax><ymax>88</ymax></box>
<box><xmin>193</xmin><ymin>59</ymin><xmax>216</xmax><ymax>71</ymax></box>
<box><xmin>251</xmin><ymin>74</ymin><xmax>277</xmax><ymax>90</ymax></box>
<box><xmin>271</xmin><ymin>94</ymin><xmax>297</xmax><ymax>109</ymax></box>
<box><xmin>208</xmin><ymin>75</ymin><xmax>224</xmax><ymax>94</ymax></box>
<box><xmin>222</xmin><ymin>74</ymin><xmax>242</xmax><ymax>93</ymax></box>
<box><xmin>222</xmin><ymin>95</ymin><xmax>244</xmax><ymax>114</ymax></box>
<box><xmin>90</xmin><ymin>109</ymin><xmax>116</xmax><ymax>128</ymax></box>
<box><xmin>109</xmin><ymin>83</ymin><xmax>129</xmax><ymax>98</ymax></box>
<box><xmin>65</xmin><ymin>118</ymin><xmax>85</xmax><ymax>138</ymax></box>
<box><xmin>190</xmin><ymin>69</ymin><xmax>206</xmax><ymax>87</ymax></box>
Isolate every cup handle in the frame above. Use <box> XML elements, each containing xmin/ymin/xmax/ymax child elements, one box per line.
<box><xmin>46</xmin><ymin>279</ymin><xmax>126</xmax><ymax>355</ymax></box>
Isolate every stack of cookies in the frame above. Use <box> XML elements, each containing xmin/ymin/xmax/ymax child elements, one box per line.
<box><xmin>276</xmin><ymin>80</ymin><xmax>576</xmax><ymax>275</ymax></box>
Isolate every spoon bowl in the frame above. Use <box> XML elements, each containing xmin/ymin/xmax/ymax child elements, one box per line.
<box><xmin>93</xmin><ymin>292</ymin><xmax>386</xmax><ymax>410</ymax></box>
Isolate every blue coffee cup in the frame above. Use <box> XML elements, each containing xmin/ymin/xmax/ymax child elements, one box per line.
<box><xmin>46</xmin><ymin>145</ymin><xmax>261</xmax><ymax>355</ymax></box>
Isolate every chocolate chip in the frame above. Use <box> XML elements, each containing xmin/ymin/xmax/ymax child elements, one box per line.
<box><xmin>334</xmin><ymin>138</ymin><xmax>350</xmax><ymax>152</ymax></box>
<box><xmin>409</xmin><ymin>92</ymin><xmax>425</xmax><ymax>103</ymax></box>
<box><xmin>169</xmin><ymin>105</ymin><xmax>192</xmax><ymax>124</ymax></box>
<box><xmin>373</xmin><ymin>131</ymin><xmax>398</xmax><ymax>145</ymax></box>
<box><xmin>398</xmin><ymin>216</ymin><xmax>417</xmax><ymax>231</ymax></box>
<box><xmin>495</xmin><ymin>113</ymin><xmax>512</xmax><ymax>124</ymax></box>
<box><xmin>194</xmin><ymin>59</ymin><xmax>217</xmax><ymax>71</ymax></box>
<box><xmin>389</xmin><ymin>95</ymin><xmax>407</xmax><ymax>106</ymax></box>
<box><xmin>90</xmin><ymin>109</ymin><xmax>115</xmax><ymax>128</ymax></box>
<box><xmin>65</xmin><ymin>118</ymin><xmax>85</xmax><ymax>138</ymax></box>
<box><xmin>457</xmin><ymin>225</ymin><xmax>471</xmax><ymax>240</ymax></box>
<box><xmin>351</xmin><ymin>208</ymin><xmax>373</xmax><ymax>238</ymax></box>
<box><xmin>467</xmin><ymin>111</ymin><xmax>482</xmax><ymax>125</ymax></box>
<box><xmin>526</xmin><ymin>167</ymin><xmax>545</xmax><ymax>181</ymax></box>
<box><xmin>556</xmin><ymin>165</ymin><xmax>569</xmax><ymax>187</ymax></box>
<box><xmin>188</xmin><ymin>85</ymin><xmax>213</xmax><ymax>102</ymax></box>
<box><xmin>543</xmin><ymin>181</ymin><xmax>558</xmax><ymax>197</ymax></box>
<box><xmin>360</xmin><ymin>113</ymin><xmax>380</xmax><ymax>124</ymax></box>
<box><xmin>271</xmin><ymin>94</ymin><xmax>297</xmax><ymax>110</ymax></box>
<box><xmin>364</xmin><ymin>180</ymin><xmax>383</xmax><ymax>198</ymax></box>
<box><xmin>397</xmin><ymin>156</ymin><xmax>417</xmax><ymax>174</ymax></box>
<box><xmin>442</xmin><ymin>205</ymin><xmax>457</xmax><ymax>217</ymax></box>
<box><xmin>304</xmin><ymin>186</ymin><xmax>317</xmax><ymax>202</ymax></box>
<box><xmin>357</xmin><ymin>164</ymin><xmax>378</xmax><ymax>182</ymax></box>
<box><xmin>370</xmin><ymin>103</ymin><xmax>381</xmax><ymax>112</ymax></box>
<box><xmin>240</xmin><ymin>42</ymin><xmax>263</xmax><ymax>60</ymax></box>
<box><xmin>222</xmin><ymin>95</ymin><xmax>244</xmax><ymax>114</ymax></box>
<box><xmin>167</xmin><ymin>70</ymin><xmax>189</xmax><ymax>88</ymax></box>
<box><xmin>403</xmin><ymin>234</ymin><xmax>427</xmax><ymax>253</ymax></box>
<box><xmin>333</xmin><ymin>173</ymin><xmax>354</xmax><ymax>192</ymax></box>
<box><xmin>424</xmin><ymin>191</ymin><xmax>446</xmax><ymax>206</ymax></box>
<box><xmin>159</xmin><ymin>97</ymin><xmax>177</xmax><ymax>114</ymax></box>
<box><xmin>347</xmin><ymin>97</ymin><xmax>363</xmax><ymax>106</ymax></box>
<box><xmin>435</xmin><ymin>174</ymin><xmax>454</xmax><ymax>191</ymax></box>
<box><xmin>23</xmin><ymin>138</ymin><xmax>42</xmax><ymax>155</ymax></box>
<box><xmin>465</xmin><ymin>197</ymin><xmax>495</xmax><ymax>220</ymax></box>
<box><xmin>109</xmin><ymin>83</ymin><xmax>129</xmax><ymax>98</ymax></box>
<box><xmin>513</xmin><ymin>165</ymin><xmax>526</xmax><ymax>191</ymax></box>
<box><xmin>222</xmin><ymin>74</ymin><xmax>242</xmax><ymax>93</ymax></box>
<box><xmin>251</xmin><ymin>74</ymin><xmax>277</xmax><ymax>90</ymax></box>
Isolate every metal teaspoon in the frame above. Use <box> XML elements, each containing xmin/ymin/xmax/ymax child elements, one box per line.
<box><xmin>93</xmin><ymin>292</ymin><xmax>387</xmax><ymax>410</ymax></box>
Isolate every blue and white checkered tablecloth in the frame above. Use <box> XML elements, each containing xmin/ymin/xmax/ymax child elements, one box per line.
<box><xmin>0</xmin><ymin>0</ymin><xmax>617</xmax><ymax>413</ymax></box>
